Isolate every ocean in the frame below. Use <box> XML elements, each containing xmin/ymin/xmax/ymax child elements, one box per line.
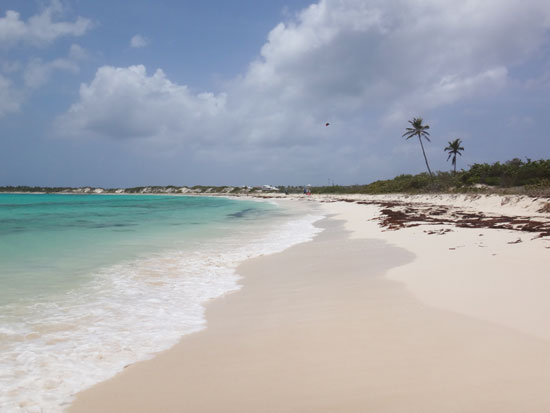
<box><xmin>0</xmin><ymin>194</ymin><xmax>322</xmax><ymax>412</ymax></box>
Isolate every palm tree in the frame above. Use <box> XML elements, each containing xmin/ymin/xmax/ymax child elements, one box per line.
<box><xmin>402</xmin><ymin>117</ymin><xmax>433</xmax><ymax>177</ymax></box>
<box><xmin>444</xmin><ymin>138</ymin><xmax>464</xmax><ymax>174</ymax></box>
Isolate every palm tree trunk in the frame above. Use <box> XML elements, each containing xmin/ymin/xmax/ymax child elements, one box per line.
<box><xmin>418</xmin><ymin>136</ymin><xmax>433</xmax><ymax>178</ymax></box>
<box><xmin>453</xmin><ymin>157</ymin><xmax>457</xmax><ymax>174</ymax></box>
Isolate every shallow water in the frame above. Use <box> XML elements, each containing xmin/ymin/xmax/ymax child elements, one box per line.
<box><xmin>0</xmin><ymin>194</ymin><xmax>323</xmax><ymax>412</ymax></box>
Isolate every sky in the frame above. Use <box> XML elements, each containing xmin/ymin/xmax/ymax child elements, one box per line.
<box><xmin>0</xmin><ymin>0</ymin><xmax>549</xmax><ymax>188</ymax></box>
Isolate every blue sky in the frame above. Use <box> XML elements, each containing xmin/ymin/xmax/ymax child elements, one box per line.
<box><xmin>1</xmin><ymin>0</ymin><xmax>549</xmax><ymax>187</ymax></box>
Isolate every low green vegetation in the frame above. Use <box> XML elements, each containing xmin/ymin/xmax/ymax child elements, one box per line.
<box><xmin>460</xmin><ymin>158</ymin><xmax>550</xmax><ymax>187</ymax></box>
<box><xmin>310</xmin><ymin>159</ymin><xmax>550</xmax><ymax>196</ymax></box>
<box><xmin>0</xmin><ymin>186</ymin><xmax>69</xmax><ymax>193</ymax></box>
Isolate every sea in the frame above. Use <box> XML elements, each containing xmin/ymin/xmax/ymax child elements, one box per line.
<box><xmin>0</xmin><ymin>193</ymin><xmax>322</xmax><ymax>412</ymax></box>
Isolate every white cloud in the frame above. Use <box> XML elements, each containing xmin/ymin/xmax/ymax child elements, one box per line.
<box><xmin>57</xmin><ymin>0</ymin><xmax>550</xmax><ymax>152</ymax></box>
<box><xmin>24</xmin><ymin>44</ymin><xmax>87</xmax><ymax>89</ymax></box>
<box><xmin>0</xmin><ymin>2</ymin><xmax>92</xmax><ymax>118</ymax></box>
<box><xmin>0</xmin><ymin>0</ymin><xmax>92</xmax><ymax>49</ymax></box>
<box><xmin>24</xmin><ymin>57</ymin><xmax>78</xmax><ymax>89</ymax></box>
<box><xmin>240</xmin><ymin>0</ymin><xmax>548</xmax><ymax>126</ymax></box>
<box><xmin>68</xmin><ymin>44</ymin><xmax>88</xmax><ymax>60</ymax></box>
<box><xmin>384</xmin><ymin>67</ymin><xmax>509</xmax><ymax>125</ymax></box>
<box><xmin>0</xmin><ymin>74</ymin><xmax>23</xmax><ymax>117</ymax></box>
<box><xmin>130</xmin><ymin>34</ymin><xmax>150</xmax><ymax>48</ymax></box>
<box><xmin>0</xmin><ymin>0</ymin><xmax>93</xmax><ymax>115</ymax></box>
<box><xmin>56</xmin><ymin>65</ymin><xmax>227</xmax><ymax>141</ymax></box>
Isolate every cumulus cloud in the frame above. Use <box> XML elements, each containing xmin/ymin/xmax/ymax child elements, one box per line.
<box><xmin>57</xmin><ymin>0</ymin><xmax>550</xmax><ymax>150</ymax></box>
<box><xmin>240</xmin><ymin>0</ymin><xmax>546</xmax><ymax>125</ymax></box>
<box><xmin>130</xmin><ymin>34</ymin><xmax>150</xmax><ymax>48</ymax></box>
<box><xmin>0</xmin><ymin>0</ymin><xmax>92</xmax><ymax>49</ymax></box>
<box><xmin>56</xmin><ymin>65</ymin><xmax>227</xmax><ymax>141</ymax></box>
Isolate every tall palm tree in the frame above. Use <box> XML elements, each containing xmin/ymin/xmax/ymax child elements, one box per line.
<box><xmin>402</xmin><ymin>117</ymin><xmax>433</xmax><ymax>177</ymax></box>
<box><xmin>444</xmin><ymin>138</ymin><xmax>464</xmax><ymax>174</ymax></box>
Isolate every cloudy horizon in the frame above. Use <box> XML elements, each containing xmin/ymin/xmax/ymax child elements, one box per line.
<box><xmin>1</xmin><ymin>0</ymin><xmax>549</xmax><ymax>187</ymax></box>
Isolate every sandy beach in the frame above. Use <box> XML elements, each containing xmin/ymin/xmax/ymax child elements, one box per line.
<box><xmin>69</xmin><ymin>194</ymin><xmax>550</xmax><ymax>412</ymax></box>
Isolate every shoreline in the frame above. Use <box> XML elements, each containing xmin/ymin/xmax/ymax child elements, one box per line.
<box><xmin>69</xmin><ymin>195</ymin><xmax>550</xmax><ymax>412</ymax></box>
<box><xmin>1</xmin><ymin>195</ymin><xmax>322</xmax><ymax>412</ymax></box>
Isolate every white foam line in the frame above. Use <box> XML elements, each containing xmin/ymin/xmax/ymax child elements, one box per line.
<box><xmin>0</xmin><ymin>212</ymin><xmax>324</xmax><ymax>412</ymax></box>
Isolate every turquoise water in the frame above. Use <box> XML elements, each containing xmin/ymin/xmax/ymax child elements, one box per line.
<box><xmin>0</xmin><ymin>194</ymin><xmax>272</xmax><ymax>303</ymax></box>
<box><xmin>0</xmin><ymin>193</ymin><xmax>323</xmax><ymax>412</ymax></box>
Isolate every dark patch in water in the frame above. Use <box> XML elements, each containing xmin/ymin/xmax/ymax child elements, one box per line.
<box><xmin>91</xmin><ymin>223</ymin><xmax>136</xmax><ymax>229</ymax></box>
<box><xmin>227</xmin><ymin>208</ymin><xmax>255</xmax><ymax>219</ymax></box>
<box><xmin>1</xmin><ymin>227</ymin><xmax>26</xmax><ymax>234</ymax></box>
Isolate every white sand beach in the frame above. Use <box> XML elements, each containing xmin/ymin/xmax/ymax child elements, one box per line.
<box><xmin>69</xmin><ymin>194</ymin><xmax>550</xmax><ymax>412</ymax></box>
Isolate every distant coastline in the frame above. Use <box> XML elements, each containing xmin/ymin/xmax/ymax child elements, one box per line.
<box><xmin>0</xmin><ymin>185</ymin><xmax>269</xmax><ymax>196</ymax></box>
<box><xmin>3</xmin><ymin>158</ymin><xmax>550</xmax><ymax>197</ymax></box>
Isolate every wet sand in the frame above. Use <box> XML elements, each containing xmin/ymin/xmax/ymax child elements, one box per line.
<box><xmin>70</xmin><ymin>212</ymin><xmax>550</xmax><ymax>412</ymax></box>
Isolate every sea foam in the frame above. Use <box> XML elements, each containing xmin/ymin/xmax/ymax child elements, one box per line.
<box><xmin>0</xmin><ymin>211</ymin><xmax>323</xmax><ymax>412</ymax></box>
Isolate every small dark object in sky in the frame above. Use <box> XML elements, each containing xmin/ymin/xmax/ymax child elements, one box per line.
<box><xmin>325</xmin><ymin>122</ymin><xmax>330</xmax><ymax>126</ymax></box>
